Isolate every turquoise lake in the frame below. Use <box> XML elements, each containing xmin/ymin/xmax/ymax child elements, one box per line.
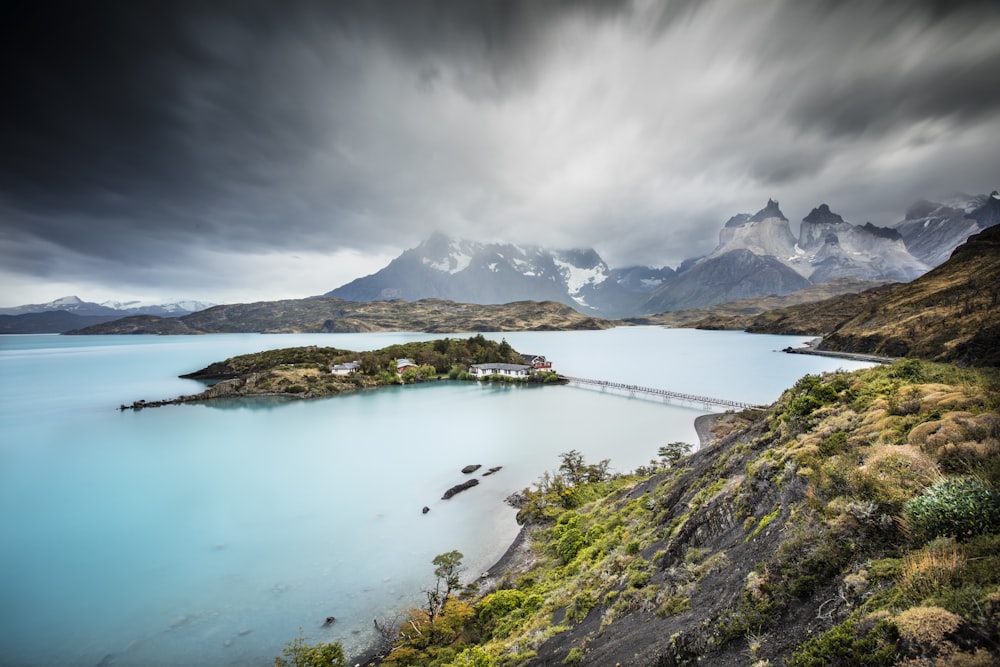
<box><xmin>0</xmin><ymin>328</ymin><xmax>874</xmax><ymax>666</ymax></box>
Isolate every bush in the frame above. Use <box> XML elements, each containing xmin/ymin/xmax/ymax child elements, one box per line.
<box><xmin>788</xmin><ymin>617</ymin><xmax>897</xmax><ymax>667</ymax></box>
<box><xmin>274</xmin><ymin>634</ymin><xmax>346</xmax><ymax>667</ymax></box>
<box><xmin>903</xmin><ymin>476</ymin><xmax>1000</xmax><ymax>542</ymax></box>
<box><xmin>557</xmin><ymin>527</ymin><xmax>585</xmax><ymax>564</ymax></box>
<box><xmin>566</xmin><ymin>591</ymin><xmax>596</xmax><ymax>623</ymax></box>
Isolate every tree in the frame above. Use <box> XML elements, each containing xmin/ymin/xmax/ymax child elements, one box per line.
<box><xmin>658</xmin><ymin>442</ymin><xmax>692</xmax><ymax>468</ymax></box>
<box><xmin>425</xmin><ymin>550</ymin><xmax>464</xmax><ymax>625</ymax></box>
<box><xmin>274</xmin><ymin>632</ymin><xmax>346</xmax><ymax>667</ymax></box>
<box><xmin>559</xmin><ymin>450</ymin><xmax>610</xmax><ymax>485</ymax></box>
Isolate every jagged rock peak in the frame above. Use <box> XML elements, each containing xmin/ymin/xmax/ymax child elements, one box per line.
<box><xmin>724</xmin><ymin>213</ymin><xmax>752</xmax><ymax>228</ymax></box>
<box><xmin>969</xmin><ymin>192</ymin><xmax>1000</xmax><ymax>228</ymax></box>
<box><xmin>803</xmin><ymin>203</ymin><xmax>845</xmax><ymax>226</ymax></box>
<box><xmin>749</xmin><ymin>198</ymin><xmax>787</xmax><ymax>222</ymax></box>
<box><xmin>860</xmin><ymin>222</ymin><xmax>902</xmax><ymax>240</ymax></box>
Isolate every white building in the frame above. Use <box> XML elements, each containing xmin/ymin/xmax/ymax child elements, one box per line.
<box><xmin>331</xmin><ymin>361</ymin><xmax>360</xmax><ymax>375</ymax></box>
<box><xmin>468</xmin><ymin>363</ymin><xmax>532</xmax><ymax>379</ymax></box>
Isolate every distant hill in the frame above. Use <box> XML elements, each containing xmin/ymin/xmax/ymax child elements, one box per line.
<box><xmin>67</xmin><ymin>298</ymin><xmax>613</xmax><ymax>335</ymax></box>
<box><xmin>630</xmin><ymin>277</ymin><xmax>890</xmax><ymax>329</ymax></box>
<box><xmin>0</xmin><ymin>310</ymin><xmax>120</xmax><ymax>334</ymax></box>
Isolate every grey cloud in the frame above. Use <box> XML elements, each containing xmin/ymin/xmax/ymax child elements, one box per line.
<box><xmin>1</xmin><ymin>0</ymin><xmax>998</xmax><ymax>301</ymax></box>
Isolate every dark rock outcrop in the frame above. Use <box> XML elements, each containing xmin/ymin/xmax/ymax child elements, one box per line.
<box><xmin>442</xmin><ymin>479</ymin><xmax>479</xmax><ymax>500</ymax></box>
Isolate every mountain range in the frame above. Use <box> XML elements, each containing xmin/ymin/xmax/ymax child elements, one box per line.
<box><xmin>0</xmin><ymin>296</ymin><xmax>215</xmax><ymax>334</ymax></box>
<box><xmin>326</xmin><ymin>192</ymin><xmax>1000</xmax><ymax>317</ymax></box>
<box><xmin>4</xmin><ymin>191</ymin><xmax>996</xmax><ymax>332</ymax></box>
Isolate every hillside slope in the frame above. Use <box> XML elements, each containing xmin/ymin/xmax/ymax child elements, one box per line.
<box><xmin>360</xmin><ymin>360</ymin><xmax>1000</xmax><ymax>666</ymax></box>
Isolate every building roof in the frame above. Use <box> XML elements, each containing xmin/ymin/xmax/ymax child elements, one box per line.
<box><xmin>332</xmin><ymin>362</ymin><xmax>360</xmax><ymax>370</ymax></box>
<box><xmin>396</xmin><ymin>358</ymin><xmax>416</xmax><ymax>369</ymax></box>
<box><xmin>470</xmin><ymin>363</ymin><xmax>531</xmax><ymax>372</ymax></box>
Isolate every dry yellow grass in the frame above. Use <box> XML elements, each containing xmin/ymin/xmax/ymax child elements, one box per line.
<box><xmin>898</xmin><ymin>539</ymin><xmax>966</xmax><ymax>602</ymax></box>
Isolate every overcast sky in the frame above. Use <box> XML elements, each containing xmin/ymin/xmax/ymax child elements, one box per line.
<box><xmin>2</xmin><ymin>0</ymin><xmax>999</xmax><ymax>306</ymax></box>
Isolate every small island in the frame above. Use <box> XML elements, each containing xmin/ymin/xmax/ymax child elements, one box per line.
<box><xmin>120</xmin><ymin>335</ymin><xmax>563</xmax><ymax>410</ymax></box>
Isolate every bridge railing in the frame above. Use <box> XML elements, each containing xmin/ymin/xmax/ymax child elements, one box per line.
<box><xmin>558</xmin><ymin>375</ymin><xmax>767</xmax><ymax>411</ymax></box>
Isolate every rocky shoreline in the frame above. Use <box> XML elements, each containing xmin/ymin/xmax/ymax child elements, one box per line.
<box><xmin>347</xmin><ymin>411</ymin><xmax>724</xmax><ymax>664</ymax></box>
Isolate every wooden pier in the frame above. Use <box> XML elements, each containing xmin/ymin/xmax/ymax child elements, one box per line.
<box><xmin>558</xmin><ymin>375</ymin><xmax>767</xmax><ymax>411</ymax></box>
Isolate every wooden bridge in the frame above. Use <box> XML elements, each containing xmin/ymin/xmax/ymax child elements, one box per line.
<box><xmin>558</xmin><ymin>375</ymin><xmax>767</xmax><ymax>411</ymax></box>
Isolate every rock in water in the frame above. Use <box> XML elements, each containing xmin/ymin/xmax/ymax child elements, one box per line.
<box><xmin>442</xmin><ymin>479</ymin><xmax>479</xmax><ymax>499</ymax></box>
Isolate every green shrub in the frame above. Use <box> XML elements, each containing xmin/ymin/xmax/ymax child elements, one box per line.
<box><xmin>566</xmin><ymin>591</ymin><xmax>596</xmax><ymax>623</ymax></box>
<box><xmin>478</xmin><ymin>589</ymin><xmax>527</xmax><ymax>628</ymax></box>
<box><xmin>563</xmin><ymin>647</ymin><xmax>584</xmax><ymax>665</ymax></box>
<box><xmin>557</xmin><ymin>527</ymin><xmax>585</xmax><ymax>564</ymax></box>
<box><xmin>628</xmin><ymin>570</ymin><xmax>652</xmax><ymax>588</ymax></box>
<box><xmin>275</xmin><ymin>633</ymin><xmax>347</xmax><ymax>667</ymax></box>
<box><xmin>903</xmin><ymin>476</ymin><xmax>1000</xmax><ymax>542</ymax></box>
<box><xmin>788</xmin><ymin>617</ymin><xmax>897</xmax><ymax>667</ymax></box>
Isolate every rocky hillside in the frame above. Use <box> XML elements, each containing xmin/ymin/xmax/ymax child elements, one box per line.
<box><xmin>640</xmin><ymin>248</ymin><xmax>811</xmax><ymax>313</ymax></box>
<box><xmin>350</xmin><ymin>359</ymin><xmax>1000</xmax><ymax>666</ymax></box>
<box><xmin>734</xmin><ymin>224</ymin><xmax>1000</xmax><ymax>367</ymax></box>
<box><xmin>66</xmin><ymin>298</ymin><xmax>613</xmax><ymax>335</ymax></box>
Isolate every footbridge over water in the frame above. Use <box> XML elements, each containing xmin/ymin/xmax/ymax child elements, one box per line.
<box><xmin>558</xmin><ymin>375</ymin><xmax>767</xmax><ymax>411</ymax></box>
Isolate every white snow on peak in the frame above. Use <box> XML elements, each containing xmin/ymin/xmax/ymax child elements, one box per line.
<box><xmin>639</xmin><ymin>278</ymin><xmax>664</xmax><ymax>289</ymax></box>
<box><xmin>993</xmin><ymin>192</ymin><xmax>1000</xmax><ymax>200</ymax></box>
<box><xmin>53</xmin><ymin>296</ymin><xmax>84</xmax><ymax>305</ymax></box>
<box><xmin>488</xmin><ymin>262</ymin><xmax>499</xmax><ymax>272</ymax></box>
<box><xmin>425</xmin><ymin>241</ymin><xmax>473</xmax><ymax>274</ymax></box>
<box><xmin>552</xmin><ymin>257</ymin><xmax>608</xmax><ymax>295</ymax></box>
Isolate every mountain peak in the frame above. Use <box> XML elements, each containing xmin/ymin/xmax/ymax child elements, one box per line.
<box><xmin>802</xmin><ymin>204</ymin><xmax>845</xmax><ymax>226</ymax></box>
<box><xmin>749</xmin><ymin>198</ymin><xmax>787</xmax><ymax>222</ymax></box>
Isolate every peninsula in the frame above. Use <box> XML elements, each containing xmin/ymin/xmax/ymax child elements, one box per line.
<box><xmin>120</xmin><ymin>335</ymin><xmax>561</xmax><ymax>410</ymax></box>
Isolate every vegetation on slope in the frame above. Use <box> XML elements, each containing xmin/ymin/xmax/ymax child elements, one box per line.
<box><xmin>304</xmin><ymin>359</ymin><xmax>1000</xmax><ymax>666</ymax></box>
<box><xmin>68</xmin><ymin>298</ymin><xmax>613</xmax><ymax>334</ymax></box>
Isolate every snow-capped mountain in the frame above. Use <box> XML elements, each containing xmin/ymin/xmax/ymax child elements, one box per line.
<box><xmin>325</xmin><ymin>193</ymin><xmax>996</xmax><ymax>318</ymax></box>
<box><xmin>97</xmin><ymin>299</ymin><xmax>216</xmax><ymax>316</ymax></box>
<box><xmin>705</xmin><ymin>200</ymin><xmax>928</xmax><ymax>283</ymax></box>
<box><xmin>710</xmin><ymin>199</ymin><xmax>798</xmax><ymax>261</ymax></box>
<box><xmin>894</xmin><ymin>192</ymin><xmax>1000</xmax><ymax>267</ymax></box>
<box><xmin>325</xmin><ymin>233</ymin><xmax>666</xmax><ymax>317</ymax></box>
<box><xmin>794</xmin><ymin>205</ymin><xmax>927</xmax><ymax>282</ymax></box>
<box><xmin>0</xmin><ymin>296</ymin><xmax>215</xmax><ymax>317</ymax></box>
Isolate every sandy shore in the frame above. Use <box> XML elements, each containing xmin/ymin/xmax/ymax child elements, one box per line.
<box><xmin>694</xmin><ymin>412</ymin><xmax>723</xmax><ymax>449</ymax></box>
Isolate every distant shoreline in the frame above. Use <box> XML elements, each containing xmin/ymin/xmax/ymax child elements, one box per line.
<box><xmin>783</xmin><ymin>337</ymin><xmax>895</xmax><ymax>365</ymax></box>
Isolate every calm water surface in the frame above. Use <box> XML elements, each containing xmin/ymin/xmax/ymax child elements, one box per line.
<box><xmin>0</xmin><ymin>328</ymin><xmax>873</xmax><ymax>666</ymax></box>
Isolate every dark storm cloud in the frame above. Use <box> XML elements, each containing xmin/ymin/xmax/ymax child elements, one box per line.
<box><xmin>1</xmin><ymin>0</ymin><xmax>998</xmax><ymax>302</ymax></box>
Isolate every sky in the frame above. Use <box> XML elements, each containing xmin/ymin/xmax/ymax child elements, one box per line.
<box><xmin>2</xmin><ymin>0</ymin><xmax>999</xmax><ymax>307</ymax></box>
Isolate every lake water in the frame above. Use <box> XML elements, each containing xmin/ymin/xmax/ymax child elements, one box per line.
<box><xmin>0</xmin><ymin>328</ymin><xmax>873</xmax><ymax>666</ymax></box>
